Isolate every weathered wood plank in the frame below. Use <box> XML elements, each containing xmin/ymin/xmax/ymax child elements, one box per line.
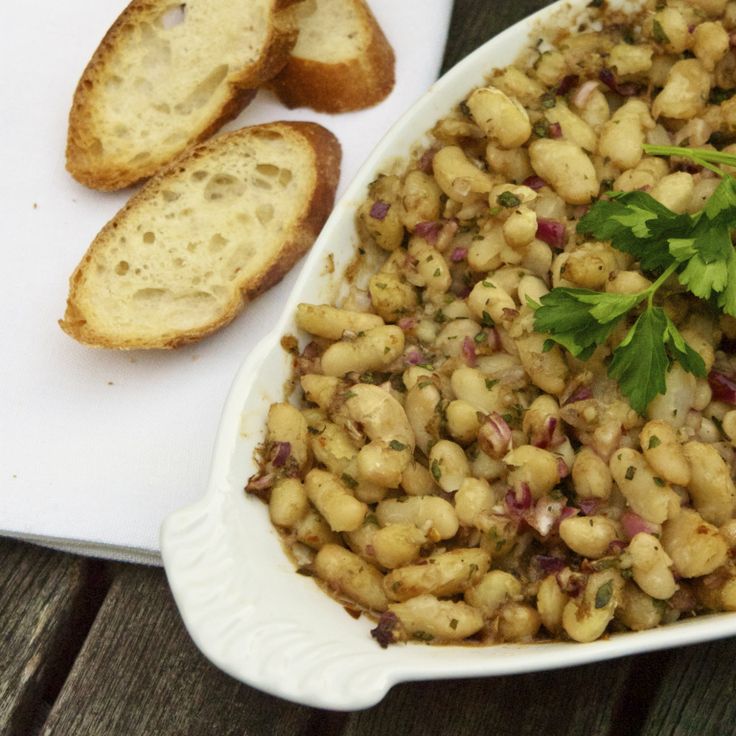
<box><xmin>442</xmin><ymin>0</ymin><xmax>556</xmax><ymax>74</ymax></box>
<box><xmin>0</xmin><ymin>539</ymin><xmax>100</xmax><ymax>736</ymax></box>
<box><xmin>341</xmin><ymin>650</ymin><xmax>670</xmax><ymax>736</ymax></box>
<box><xmin>39</xmin><ymin>566</ymin><xmax>328</xmax><ymax>736</ymax></box>
<box><xmin>639</xmin><ymin>637</ymin><xmax>736</xmax><ymax>736</ymax></box>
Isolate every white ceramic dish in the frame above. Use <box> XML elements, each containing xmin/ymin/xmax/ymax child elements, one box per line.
<box><xmin>161</xmin><ymin>0</ymin><xmax>736</xmax><ymax>711</ymax></box>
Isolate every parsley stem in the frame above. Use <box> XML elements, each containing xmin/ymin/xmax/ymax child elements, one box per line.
<box><xmin>643</xmin><ymin>261</ymin><xmax>679</xmax><ymax>307</ymax></box>
<box><xmin>642</xmin><ymin>144</ymin><xmax>733</xmax><ymax>178</ymax></box>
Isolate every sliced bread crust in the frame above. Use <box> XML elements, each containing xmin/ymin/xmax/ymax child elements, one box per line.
<box><xmin>269</xmin><ymin>0</ymin><xmax>395</xmax><ymax>113</ymax></box>
<box><xmin>67</xmin><ymin>0</ymin><xmax>304</xmax><ymax>191</ymax></box>
<box><xmin>60</xmin><ymin>121</ymin><xmax>341</xmax><ymax>348</ymax></box>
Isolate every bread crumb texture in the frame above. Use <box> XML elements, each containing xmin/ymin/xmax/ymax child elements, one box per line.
<box><xmin>66</xmin><ymin>0</ymin><xmax>303</xmax><ymax>190</ymax></box>
<box><xmin>60</xmin><ymin>122</ymin><xmax>341</xmax><ymax>349</ymax></box>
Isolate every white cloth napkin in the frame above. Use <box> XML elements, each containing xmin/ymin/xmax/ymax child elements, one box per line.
<box><xmin>0</xmin><ymin>0</ymin><xmax>453</xmax><ymax>564</ymax></box>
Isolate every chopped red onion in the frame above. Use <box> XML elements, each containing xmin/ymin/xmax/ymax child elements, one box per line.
<box><xmin>486</xmin><ymin>327</ymin><xmax>500</xmax><ymax>351</ymax></box>
<box><xmin>271</xmin><ymin>441</ymin><xmax>291</xmax><ymax>467</ymax></box>
<box><xmin>548</xmin><ymin>122</ymin><xmax>562</xmax><ymax>138</ymax></box>
<box><xmin>557</xmin><ymin>457</ymin><xmax>570</xmax><ymax>479</ymax></box>
<box><xmin>572</xmin><ymin>79</ymin><xmax>599</xmax><ymax>108</ymax></box>
<box><xmin>245</xmin><ymin>472</ymin><xmax>274</xmax><ymax>494</ymax></box>
<box><xmin>479</xmin><ymin>412</ymin><xmax>513</xmax><ymax>459</ymax></box>
<box><xmin>450</xmin><ymin>246</ymin><xmax>468</xmax><ymax>262</ymax></box>
<box><xmin>301</xmin><ymin>341</ymin><xmax>320</xmax><ymax>359</ymax></box>
<box><xmin>564</xmin><ymin>386</ymin><xmax>593</xmax><ymax>405</ymax></box>
<box><xmin>505</xmin><ymin>482</ymin><xmax>533</xmax><ymax>517</ymax></box>
<box><xmin>534</xmin><ymin>554</ymin><xmax>566</xmax><ymax>574</ymax></box>
<box><xmin>462</xmin><ymin>336</ymin><xmax>477</xmax><ymax>366</ymax></box>
<box><xmin>397</xmin><ymin>316</ymin><xmax>416</xmax><ymax>331</ymax></box>
<box><xmin>527</xmin><ymin>497</ymin><xmax>567</xmax><ymax>537</ymax></box>
<box><xmin>414</xmin><ymin>220</ymin><xmax>442</xmax><ymax>244</ymax></box>
<box><xmin>536</xmin><ymin>218</ymin><xmax>566</xmax><ymax>249</ymax></box>
<box><xmin>418</xmin><ymin>149</ymin><xmax>436</xmax><ymax>173</ymax></box>
<box><xmin>370</xmin><ymin>611</ymin><xmax>401</xmax><ymax>648</ymax></box>
<box><xmin>557</xmin><ymin>74</ymin><xmax>579</xmax><ymax>96</ymax></box>
<box><xmin>502</xmin><ymin>307</ymin><xmax>520</xmax><ymax>320</ymax></box>
<box><xmin>621</xmin><ymin>510</ymin><xmax>661</xmax><ymax>539</ymax></box>
<box><xmin>533</xmin><ymin>416</ymin><xmax>559</xmax><ymax>449</ymax></box>
<box><xmin>558</xmin><ymin>506</ymin><xmax>578</xmax><ymax>523</ymax></box>
<box><xmin>522</xmin><ymin>175</ymin><xmax>547</xmax><ymax>191</ymax></box>
<box><xmin>608</xmin><ymin>539</ymin><xmax>627</xmax><ymax>554</ymax></box>
<box><xmin>369</xmin><ymin>200</ymin><xmax>390</xmax><ymax>220</ymax></box>
<box><xmin>405</xmin><ymin>348</ymin><xmax>424</xmax><ymax>365</ymax></box>
<box><xmin>599</xmin><ymin>68</ymin><xmax>639</xmax><ymax>96</ymax></box>
<box><xmin>708</xmin><ymin>370</ymin><xmax>736</xmax><ymax>405</ymax></box>
<box><xmin>578</xmin><ymin>498</ymin><xmax>599</xmax><ymax>516</ymax></box>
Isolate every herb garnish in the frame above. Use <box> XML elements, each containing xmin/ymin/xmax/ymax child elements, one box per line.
<box><xmin>531</xmin><ymin>144</ymin><xmax>736</xmax><ymax>413</ymax></box>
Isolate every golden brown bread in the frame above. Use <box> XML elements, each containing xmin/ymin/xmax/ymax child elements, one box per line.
<box><xmin>67</xmin><ymin>0</ymin><xmax>305</xmax><ymax>191</ymax></box>
<box><xmin>60</xmin><ymin>122</ymin><xmax>341</xmax><ymax>349</ymax></box>
<box><xmin>269</xmin><ymin>0</ymin><xmax>395</xmax><ymax>113</ymax></box>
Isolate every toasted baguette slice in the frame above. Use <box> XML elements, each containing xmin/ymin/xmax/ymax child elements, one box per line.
<box><xmin>60</xmin><ymin>122</ymin><xmax>341</xmax><ymax>349</ymax></box>
<box><xmin>67</xmin><ymin>0</ymin><xmax>304</xmax><ymax>191</ymax></box>
<box><xmin>270</xmin><ymin>0</ymin><xmax>395</xmax><ymax>113</ymax></box>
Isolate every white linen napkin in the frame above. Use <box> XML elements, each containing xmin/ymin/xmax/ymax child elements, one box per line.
<box><xmin>0</xmin><ymin>0</ymin><xmax>453</xmax><ymax>564</ymax></box>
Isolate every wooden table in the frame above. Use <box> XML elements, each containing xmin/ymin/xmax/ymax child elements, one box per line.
<box><xmin>4</xmin><ymin>1</ymin><xmax>736</xmax><ymax>733</ymax></box>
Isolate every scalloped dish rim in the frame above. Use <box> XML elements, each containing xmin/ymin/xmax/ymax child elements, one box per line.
<box><xmin>161</xmin><ymin>0</ymin><xmax>736</xmax><ymax>711</ymax></box>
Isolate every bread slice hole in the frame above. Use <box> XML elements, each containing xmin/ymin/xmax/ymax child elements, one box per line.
<box><xmin>160</xmin><ymin>4</ymin><xmax>187</xmax><ymax>30</ymax></box>
<box><xmin>143</xmin><ymin>232</ymin><xmax>156</xmax><ymax>244</ymax></box>
<box><xmin>209</xmin><ymin>233</ymin><xmax>227</xmax><ymax>252</ymax></box>
<box><xmin>162</xmin><ymin>190</ymin><xmax>180</xmax><ymax>202</ymax></box>
<box><xmin>192</xmin><ymin>170</ymin><xmax>209</xmax><ymax>182</ymax></box>
<box><xmin>279</xmin><ymin>168</ymin><xmax>293</xmax><ymax>186</ymax></box>
<box><xmin>255</xmin><ymin>163</ymin><xmax>280</xmax><ymax>178</ymax></box>
<box><xmin>204</xmin><ymin>173</ymin><xmax>245</xmax><ymax>201</ymax></box>
<box><xmin>115</xmin><ymin>261</ymin><xmax>130</xmax><ymax>276</ymax></box>
<box><xmin>256</xmin><ymin>204</ymin><xmax>274</xmax><ymax>225</ymax></box>
<box><xmin>133</xmin><ymin>288</ymin><xmax>168</xmax><ymax>301</ymax></box>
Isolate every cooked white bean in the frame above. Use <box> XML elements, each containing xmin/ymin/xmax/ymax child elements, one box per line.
<box><xmin>314</xmin><ymin>544</ymin><xmax>387</xmax><ymax>611</ymax></box>
<box><xmin>389</xmin><ymin>594</ymin><xmax>484</xmax><ymax>641</ymax></box>
<box><xmin>683</xmin><ymin>441</ymin><xmax>736</xmax><ymax>526</ymax></box>
<box><xmin>572</xmin><ymin>447</ymin><xmax>613</xmax><ymax>499</ymax></box>
<box><xmin>609</xmin><ymin>448</ymin><xmax>680</xmax><ymax>524</ymax></box>
<box><xmin>536</xmin><ymin>574</ymin><xmax>569</xmax><ymax>635</ymax></box>
<box><xmin>529</xmin><ymin>139</ymin><xmax>599</xmax><ymax>204</ymax></box>
<box><xmin>267</xmin><ymin>403</ymin><xmax>310</xmax><ymax>472</ymax></box>
<box><xmin>466</xmin><ymin>86</ymin><xmax>532</xmax><ymax>148</ymax></box>
<box><xmin>269</xmin><ymin>478</ymin><xmax>309</xmax><ymax>528</ymax></box>
<box><xmin>559</xmin><ymin>515</ymin><xmax>619</xmax><ymax>559</ymax></box>
<box><xmin>372</xmin><ymin>524</ymin><xmax>427</xmax><ymax>569</ymax></box>
<box><xmin>428</xmin><ymin>440</ymin><xmax>470</xmax><ymax>493</ymax></box>
<box><xmin>505</xmin><ymin>445</ymin><xmax>561</xmax><ymax>498</ymax></box>
<box><xmin>296</xmin><ymin>304</ymin><xmax>384</xmax><ymax>340</ymax></box>
<box><xmin>627</xmin><ymin>532</ymin><xmax>677</xmax><ymax>600</ymax></box>
<box><xmin>433</xmin><ymin>145</ymin><xmax>494</xmax><ymax>201</ymax></box>
<box><xmin>661</xmin><ymin>508</ymin><xmax>729</xmax><ymax>578</ymax></box>
<box><xmin>384</xmin><ymin>548</ymin><xmax>489</xmax><ymax>601</ymax></box>
<box><xmin>321</xmin><ymin>326</ymin><xmax>405</xmax><ymax>377</ymax></box>
<box><xmin>376</xmin><ymin>495</ymin><xmax>459</xmax><ymax>539</ymax></box>
<box><xmin>305</xmin><ymin>469</ymin><xmax>368</xmax><ymax>532</ymax></box>
<box><xmin>640</xmin><ymin>420</ymin><xmax>690</xmax><ymax>486</ymax></box>
<box><xmin>562</xmin><ymin>570</ymin><xmax>623</xmax><ymax>643</ymax></box>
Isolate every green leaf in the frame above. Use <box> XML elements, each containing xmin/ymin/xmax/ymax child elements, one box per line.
<box><xmin>533</xmin><ymin>288</ymin><xmax>632</xmax><ymax>358</ymax></box>
<box><xmin>663</xmin><ymin>315</ymin><xmax>707</xmax><ymax>378</ymax></box>
<box><xmin>577</xmin><ymin>191</ymin><xmax>688</xmax><ymax>271</ymax></box>
<box><xmin>717</xmin><ymin>250</ymin><xmax>736</xmax><ymax>317</ymax></box>
<box><xmin>608</xmin><ymin>308</ymin><xmax>670</xmax><ymax>414</ymax></box>
<box><xmin>595</xmin><ymin>580</ymin><xmax>614</xmax><ymax>609</ymax></box>
<box><xmin>677</xmin><ymin>254</ymin><xmax>729</xmax><ymax>300</ymax></box>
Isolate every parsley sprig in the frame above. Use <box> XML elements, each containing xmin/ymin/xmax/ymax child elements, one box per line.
<box><xmin>532</xmin><ymin>144</ymin><xmax>736</xmax><ymax>414</ymax></box>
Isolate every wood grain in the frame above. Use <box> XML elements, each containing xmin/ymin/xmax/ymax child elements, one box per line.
<box><xmin>0</xmin><ymin>539</ymin><xmax>99</xmax><ymax>736</ymax></box>
<box><xmin>39</xmin><ymin>566</ymin><xmax>327</xmax><ymax>736</ymax></box>
<box><xmin>341</xmin><ymin>652</ymin><xmax>668</xmax><ymax>736</ymax></box>
<box><xmin>638</xmin><ymin>637</ymin><xmax>736</xmax><ymax>736</ymax></box>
